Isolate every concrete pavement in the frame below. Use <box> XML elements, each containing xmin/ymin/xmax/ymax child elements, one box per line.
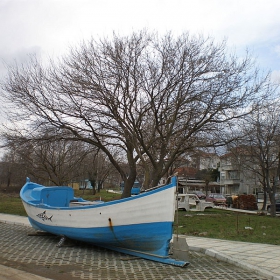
<box><xmin>0</xmin><ymin>213</ymin><xmax>30</xmax><ymax>227</ymax></box>
<box><xmin>0</xmin><ymin>214</ymin><xmax>52</xmax><ymax>280</ymax></box>
<box><xmin>186</xmin><ymin>236</ymin><xmax>280</xmax><ymax>280</ymax></box>
<box><xmin>0</xmin><ymin>213</ymin><xmax>279</xmax><ymax>280</ymax></box>
<box><xmin>0</xmin><ymin>264</ymin><xmax>53</xmax><ymax>280</ymax></box>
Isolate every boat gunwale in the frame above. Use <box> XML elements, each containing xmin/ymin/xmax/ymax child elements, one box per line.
<box><xmin>20</xmin><ymin>177</ymin><xmax>177</xmax><ymax>210</ymax></box>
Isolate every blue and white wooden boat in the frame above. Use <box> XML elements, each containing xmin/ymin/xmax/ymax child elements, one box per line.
<box><xmin>20</xmin><ymin>177</ymin><xmax>189</xmax><ymax>267</ymax></box>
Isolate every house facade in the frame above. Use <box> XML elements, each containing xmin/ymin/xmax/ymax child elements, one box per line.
<box><xmin>173</xmin><ymin>149</ymin><xmax>280</xmax><ymax>196</ymax></box>
<box><xmin>176</xmin><ymin>150</ymin><xmax>261</xmax><ymax>195</ymax></box>
<box><xmin>219</xmin><ymin>152</ymin><xmax>260</xmax><ymax>195</ymax></box>
<box><xmin>196</xmin><ymin>151</ymin><xmax>220</xmax><ymax>170</ymax></box>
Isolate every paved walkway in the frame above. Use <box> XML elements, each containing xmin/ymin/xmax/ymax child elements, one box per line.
<box><xmin>186</xmin><ymin>236</ymin><xmax>280</xmax><ymax>280</ymax></box>
<box><xmin>0</xmin><ymin>213</ymin><xmax>279</xmax><ymax>280</ymax></box>
<box><xmin>0</xmin><ymin>214</ymin><xmax>52</xmax><ymax>280</ymax></box>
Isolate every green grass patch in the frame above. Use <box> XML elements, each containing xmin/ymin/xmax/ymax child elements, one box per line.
<box><xmin>74</xmin><ymin>188</ymin><xmax>122</xmax><ymax>202</ymax></box>
<box><xmin>0</xmin><ymin>195</ymin><xmax>27</xmax><ymax>216</ymax></box>
<box><xmin>174</xmin><ymin>208</ymin><xmax>280</xmax><ymax>245</ymax></box>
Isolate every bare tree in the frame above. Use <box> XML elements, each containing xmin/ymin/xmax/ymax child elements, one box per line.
<box><xmin>0</xmin><ymin>148</ymin><xmax>26</xmax><ymax>189</ymax></box>
<box><xmin>1</xmin><ymin>134</ymin><xmax>96</xmax><ymax>185</ymax></box>
<box><xmin>1</xmin><ymin>31</ymin><xmax>271</xmax><ymax>197</ymax></box>
<box><xmin>83</xmin><ymin>148</ymin><xmax>114</xmax><ymax>193</ymax></box>
<box><xmin>228</xmin><ymin>98</ymin><xmax>280</xmax><ymax>216</ymax></box>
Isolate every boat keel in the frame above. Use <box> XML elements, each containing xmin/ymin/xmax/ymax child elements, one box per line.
<box><xmin>99</xmin><ymin>245</ymin><xmax>190</xmax><ymax>267</ymax></box>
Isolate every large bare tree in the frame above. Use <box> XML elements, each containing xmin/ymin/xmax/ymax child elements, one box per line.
<box><xmin>1</xmin><ymin>31</ymin><xmax>271</xmax><ymax>197</ymax></box>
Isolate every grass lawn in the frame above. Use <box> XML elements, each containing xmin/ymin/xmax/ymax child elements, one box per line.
<box><xmin>1</xmin><ymin>190</ymin><xmax>280</xmax><ymax>245</ymax></box>
<box><xmin>0</xmin><ymin>188</ymin><xmax>121</xmax><ymax>216</ymax></box>
<box><xmin>174</xmin><ymin>208</ymin><xmax>280</xmax><ymax>245</ymax></box>
<box><xmin>0</xmin><ymin>195</ymin><xmax>27</xmax><ymax>216</ymax></box>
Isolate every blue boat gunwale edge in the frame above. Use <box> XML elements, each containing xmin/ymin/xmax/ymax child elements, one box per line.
<box><xmin>21</xmin><ymin>177</ymin><xmax>177</xmax><ymax>210</ymax></box>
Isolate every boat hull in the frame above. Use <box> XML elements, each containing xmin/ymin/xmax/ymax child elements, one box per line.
<box><xmin>28</xmin><ymin>217</ymin><xmax>172</xmax><ymax>255</ymax></box>
<box><xmin>20</xmin><ymin>177</ymin><xmax>189</xmax><ymax>266</ymax></box>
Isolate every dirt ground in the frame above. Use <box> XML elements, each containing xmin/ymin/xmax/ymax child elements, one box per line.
<box><xmin>0</xmin><ymin>185</ymin><xmax>21</xmax><ymax>196</ymax></box>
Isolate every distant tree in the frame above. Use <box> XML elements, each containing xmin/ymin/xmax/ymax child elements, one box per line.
<box><xmin>1</xmin><ymin>134</ymin><xmax>94</xmax><ymax>185</ymax></box>
<box><xmin>0</xmin><ymin>148</ymin><xmax>26</xmax><ymax>188</ymax></box>
<box><xmin>84</xmin><ymin>149</ymin><xmax>112</xmax><ymax>193</ymax></box>
<box><xmin>196</xmin><ymin>168</ymin><xmax>219</xmax><ymax>193</ymax></box>
<box><xmin>1</xmin><ymin>30</ymin><xmax>271</xmax><ymax>197</ymax></box>
<box><xmin>228</xmin><ymin>98</ymin><xmax>280</xmax><ymax>216</ymax></box>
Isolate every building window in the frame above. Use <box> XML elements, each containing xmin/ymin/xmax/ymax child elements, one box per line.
<box><xmin>225</xmin><ymin>157</ymin><xmax>231</xmax><ymax>165</ymax></box>
<box><xmin>228</xmin><ymin>171</ymin><xmax>239</xmax><ymax>180</ymax></box>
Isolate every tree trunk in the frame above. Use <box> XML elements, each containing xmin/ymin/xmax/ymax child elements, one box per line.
<box><xmin>121</xmin><ymin>174</ymin><xmax>136</xmax><ymax>198</ymax></box>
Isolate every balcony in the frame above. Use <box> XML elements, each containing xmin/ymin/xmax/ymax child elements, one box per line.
<box><xmin>219</xmin><ymin>165</ymin><xmax>238</xmax><ymax>171</ymax></box>
<box><xmin>221</xmin><ymin>179</ymin><xmax>240</xmax><ymax>185</ymax></box>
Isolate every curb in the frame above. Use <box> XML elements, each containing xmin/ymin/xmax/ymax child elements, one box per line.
<box><xmin>0</xmin><ymin>219</ymin><xmax>30</xmax><ymax>227</ymax></box>
<box><xmin>189</xmin><ymin>245</ymin><xmax>279</xmax><ymax>280</ymax></box>
<box><xmin>0</xmin><ymin>264</ymin><xmax>53</xmax><ymax>280</ymax></box>
<box><xmin>0</xmin><ymin>214</ymin><xmax>30</xmax><ymax>227</ymax></box>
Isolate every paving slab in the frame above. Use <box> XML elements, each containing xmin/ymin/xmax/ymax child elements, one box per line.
<box><xmin>0</xmin><ymin>214</ymin><xmax>274</xmax><ymax>280</ymax></box>
<box><xmin>186</xmin><ymin>236</ymin><xmax>280</xmax><ymax>279</ymax></box>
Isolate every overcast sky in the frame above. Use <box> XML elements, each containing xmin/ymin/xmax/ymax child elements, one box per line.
<box><xmin>1</xmin><ymin>0</ymin><xmax>280</xmax><ymax>80</ymax></box>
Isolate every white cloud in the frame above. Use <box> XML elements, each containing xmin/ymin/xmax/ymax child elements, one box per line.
<box><xmin>271</xmin><ymin>70</ymin><xmax>280</xmax><ymax>83</ymax></box>
<box><xmin>274</xmin><ymin>45</ymin><xmax>280</xmax><ymax>56</ymax></box>
<box><xmin>1</xmin><ymin>0</ymin><xmax>280</xmax><ymax>76</ymax></box>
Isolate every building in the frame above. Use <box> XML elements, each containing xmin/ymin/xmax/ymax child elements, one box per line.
<box><xmin>219</xmin><ymin>152</ymin><xmax>260</xmax><ymax>195</ymax></box>
<box><xmin>175</xmin><ymin>166</ymin><xmax>220</xmax><ymax>194</ymax></box>
<box><xmin>196</xmin><ymin>151</ymin><xmax>220</xmax><ymax>170</ymax></box>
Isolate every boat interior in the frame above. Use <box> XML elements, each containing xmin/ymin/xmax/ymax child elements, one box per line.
<box><xmin>23</xmin><ymin>184</ymin><xmax>103</xmax><ymax>208</ymax></box>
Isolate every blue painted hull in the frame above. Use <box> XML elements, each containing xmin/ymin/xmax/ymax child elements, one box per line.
<box><xmin>29</xmin><ymin>218</ymin><xmax>172</xmax><ymax>256</ymax></box>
